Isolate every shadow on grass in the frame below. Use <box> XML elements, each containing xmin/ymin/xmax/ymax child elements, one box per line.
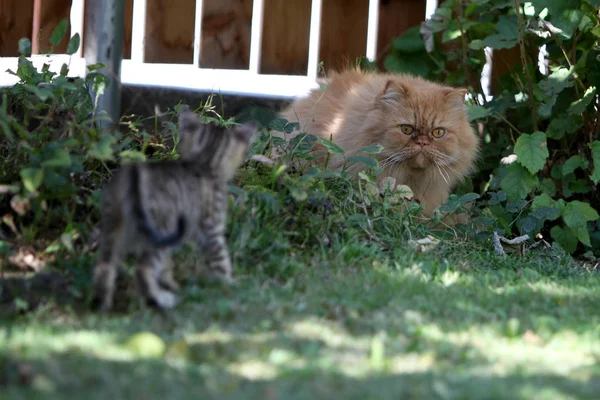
<box><xmin>1</xmin><ymin>348</ymin><xmax>599</xmax><ymax>400</ymax></box>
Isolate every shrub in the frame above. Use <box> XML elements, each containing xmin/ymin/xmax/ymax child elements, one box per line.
<box><xmin>385</xmin><ymin>0</ymin><xmax>600</xmax><ymax>256</ymax></box>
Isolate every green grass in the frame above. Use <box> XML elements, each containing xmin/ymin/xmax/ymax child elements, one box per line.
<box><xmin>2</xmin><ymin>240</ymin><xmax>600</xmax><ymax>399</ymax></box>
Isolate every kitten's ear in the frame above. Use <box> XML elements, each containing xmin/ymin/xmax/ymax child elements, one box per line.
<box><xmin>234</xmin><ymin>122</ymin><xmax>258</xmax><ymax>144</ymax></box>
<box><xmin>178</xmin><ymin>107</ymin><xmax>203</xmax><ymax>133</ymax></box>
<box><xmin>379</xmin><ymin>80</ymin><xmax>408</xmax><ymax>107</ymax></box>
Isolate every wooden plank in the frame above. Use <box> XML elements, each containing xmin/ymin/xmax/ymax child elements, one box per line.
<box><xmin>144</xmin><ymin>0</ymin><xmax>195</xmax><ymax>64</ymax></box>
<box><xmin>199</xmin><ymin>0</ymin><xmax>252</xmax><ymax>69</ymax></box>
<box><xmin>377</xmin><ymin>0</ymin><xmax>426</xmax><ymax>69</ymax></box>
<box><xmin>123</xmin><ymin>0</ymin><xmax>133</xmax><ymax>59</ymax></box>
<box><xmin>35</xmin><ymin>0</ymin><xmax>72</xmax><ymax>54</ymax></box>
<box><xmin>319</xmin><ymin>0</ymin><xmax>369</xmax><ymax>72</ymax></box>
<box><xmin>261</xmin><ymin>0</ymin><xmax>311</xmax><ymax>75</ymax></box>
<box><xmin>0</xmin><ymin>0</ymin><xmax>34</xmax><ymax>56</ymax></box>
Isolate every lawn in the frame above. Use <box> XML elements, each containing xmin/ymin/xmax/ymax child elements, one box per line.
<box><xmin>2</xmin><ymin>234</ymin><xmax>600</xmax><ymax>399</ymax></box>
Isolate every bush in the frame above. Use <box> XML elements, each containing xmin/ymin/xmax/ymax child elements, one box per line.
<box><xmin>385</xmin><ymin>0</ymin><xmax>600</xmax><ymax>256</ymax></box>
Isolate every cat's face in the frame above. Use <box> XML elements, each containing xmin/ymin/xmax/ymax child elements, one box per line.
<box><xmin>373</xmin><ymin>80</ymin><xmax>476</xmax><ymax>174</ymax></box>
<box><xmin>178</xmin><ymin>109</ymin><xmax>256</xmax><ymax>179</ymax></box>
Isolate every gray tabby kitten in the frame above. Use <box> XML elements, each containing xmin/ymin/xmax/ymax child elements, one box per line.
<box><xmin>91</xmin><ymin>108</ymin><xmax>256</xmax><ymax>311</ymax></box>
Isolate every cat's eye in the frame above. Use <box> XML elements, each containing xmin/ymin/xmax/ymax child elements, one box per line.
<box><xmin>400</xmin><ymin>125</ymin><xmax>414</xmax><ymax>135</ymax></box>
<box><xmin>431</xmin><ymin>128</ymin><xmax>446</xmax><ymax>138</ymax></box>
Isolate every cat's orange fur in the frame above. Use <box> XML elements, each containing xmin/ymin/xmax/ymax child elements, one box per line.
<box><xmin>275</xmin><ymin>69</ymin><xmax>480</xmax><ymax>217</ymax></box>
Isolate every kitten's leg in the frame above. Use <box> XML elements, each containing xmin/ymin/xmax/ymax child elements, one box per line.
<box><xmin>135</xmin><ymin>251</ymin><xmax>179</xmax><ymax>309</ymax></box>
<box><xmin>197</xmin><ymin>216</ymin><xmax>235</xmax><ymax>285</ymax></box>
<box><xmin>91</xmin><ymin>229</ymin><xmax>125</xmax><ymax>312</ymax></box>
<box><xmin>158</xmin><ymin>253</ymin><xmax>180</xmax><ymax>291</ymax></box>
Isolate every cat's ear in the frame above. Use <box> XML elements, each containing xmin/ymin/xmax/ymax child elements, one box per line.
<box><xmin>444</xmin><ymin>88</ymin><xmax>469</xmax><ymax>109</ymax></box>
<box><xmin>379</xmin><ymin>80</ymin><xmax>408</xmax><ymax>107</ymax></box>
<box><xmin>234</xmin><ymin>122</ymin><xmax>258</xmax><ymax>144</ymax></box>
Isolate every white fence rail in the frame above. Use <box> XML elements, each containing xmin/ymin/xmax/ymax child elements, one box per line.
<box><xmin>0</xmin><ymin>0</ymin><xmax>439</xmax><ymax>99</ymax></box>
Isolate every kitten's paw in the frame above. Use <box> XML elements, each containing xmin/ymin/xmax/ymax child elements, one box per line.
<box><xmin>158</xmin><ymin>275</ymin><xmax>181</xmax><ymax>291</ymax></box>
<box><xmin>147</xmin><ymin>290</ymin><xmax>179</xmax><ymax>310</ymax></box>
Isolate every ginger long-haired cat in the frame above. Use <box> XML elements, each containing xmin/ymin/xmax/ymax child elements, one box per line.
<box><xmin>274</xmin><ymin>69</ymin><xmax>480</xmax><ymax>217</ymax></box>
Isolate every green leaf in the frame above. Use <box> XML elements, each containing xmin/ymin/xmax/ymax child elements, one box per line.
<box><xmin>317</xmin><ymin>137</ymin><xmax>345</xmax><ymax>156</ymax></box>
<box><xmin>66</xmin><ymin>33</ymin><xmax>80</xmax><ymax>55</ymax></box>
<box><xmin>18</xmin><ymin>38</ymin><xmax>31</xmax><ymax>55</ymax></box>
<box><xmin>391</xmin><ymin>26</ymin><xmax>425</xmax><ymax>53</ymax></box>
<box><xmin>571</xmin><ymin>225</ymin><xmax>592</xmax><ymax>247</ymax></box>
<box><xmin>561</xmin><ymin>155</ymin><xmax>588</xmax><ymax>176</ymax></box>
<box><xmin>459</xmin><ymin>193</ymin><xmax>480</xmax><ymax>204</ymax></box>
<box><xmin>562</xmin><ymin>200</ymin><xmax>599</xmax><ymax>228</ymax></box>
<box><xmin>514</xmin><ymin>132</ymin><xmax>548</xmax><ymax>174</ymax></box>
<box><xmin>384</xmin><ymin>51</ymin><xmax>431</xmax><ymax>79</ymax></box>
<box><xmin>269</xmin><ymin>118</ymin><xmax>299</xmax><ymax>134</ymax></box>
<box><xmin>537</xmin><ymin>67</ymin><xmax>574</xmax><ymax>97</ymax></box>
<box><xmin>49</xmin><ymin>18</ymin><xmax>69</xmax><ymax>46</ymax></box>
<box><xmin>347</xmin><ymin>156</ymin><xmax>379</xmax><ymax>169</ymax></box>
<box><xmin>551</xmin><ymin>225</ymin><xmax>578</xmax><ymax>253</ymax></box>
<box><xmin>568</xmin><ymin>86</ymin><xmax>596</xmax><ymax>115</ymax></box>
<box><xmin>531</xmin><ymin>193</ymin><xmax>560</xmax><ymax>221</ymax></box>
<box><xmin>357</xmin><ymin>144</ymin><xmax>384</xmax><ymax>154</ymax></box>
<box><xmin>20</xmin><ymin>168</ymin><xmax>44</xmax><ymax>192</ymax></box>
<box><xmin>466</xmin><ymin>104</ymin><xmax>492</xmax><ymax>121</ymax></box>
<box><xmin>500</xmin><ymin>163</ymin><xmax>538</xmax><ymax>201</ymax></box>
<box><xmin>41</xmin><ymin>149</ymin><xmax>72</xmax><ymax>168</ymax></box>
<box><xmin>481</xmin><ymin>15</ymin><xmax>519</xmax><ymax>50</ymax></box>
<box><xmin>87</xmin><ymin>63</ymin><xmax>105</xmax><ymax>71</ymax></box>
<box><xmin>592</xmin><ymin>26</ymin><xmax>600</xmax><ymax>37</ymax></box>
<box><xmin>589</xmin><ymin>141</ymin><xmax>600</xmax><ymax>185</ymax></box>
<box><xmin>539</xmin><ymin>178</ymin><xmax>556</xmax><ymax>196</ymax></box>
<box><xmin>545</xmin><ymin>114</ymin><xmax>583</xmax><ymax>139</ymax></box>
<box><xmin>88</xmin><ymin>135</ymin><xmax>117</xmax><ymax>161</ymax></box>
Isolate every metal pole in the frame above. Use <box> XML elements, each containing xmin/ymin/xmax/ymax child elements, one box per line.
<box><xmin>84</xmin><ymin>0</ymin><xmax>125</xmax><ymax>128</ymax></box>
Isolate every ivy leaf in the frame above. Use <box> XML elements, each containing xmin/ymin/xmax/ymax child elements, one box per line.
<box><xmin>531</xmin><ymin>193</ymin><xmax>560</xmax><ymax>221</ymax></box>
<box><xmin>589</xmin><ymin>141</ymin><xmax>600</xmax><ymax>185</ymax></box>
<box><xmin>466</xmin><ymin>104</ymin><xmax>492</xmax><ymax>121</ymax></box>
<box><xmin>347</xmin><ymin>156</ymin><xmax>379</xmax><ymax>170</ymax></box>
<box><xmin>500</xmin><ymin>163</ymin><xmax>538</xmax><ymax>201</ymax></box>
<box><xmin>568</xmin><ymin>86</ymin><xmax>597</xmax><ymax>115</ymax></box>
<box><xmin>562</xmin><ymin>200</ymin><xmax>599</xmax><ymax>229</ymax></box>
<box><xmin>357</xmin><ymin>144</ymin><xmax>384</xmax><ymax>154</ymax></box>
<box><xmin>481</xmin><ymin>15</ymin><xmax>519</xmax><ymax>49</ymax></box>
<box><xmin>316</xmin><ymin>137</ymin><xmax>345</xmax><ymax>156</ymax></box>
<box><xmin>550</xmin><ymin>225</ymin><xmax>578</xmax><ymax>253</ymax></box>
<box><xmin>20</xmin><ymin>168</ymin><xmax>44</xmax><ymax>193</ymax></box>
<box><xmin>561</xmin><ymin>155</ymin><xmax>588</xmax><ymax>176</ymax></box>
<box><xmin>66</xmin><ymin>33</ymin><xmax>80</xmax><ymax>55</ymax></box>
<box><xmin>514</xmin><ymin>132</ymin><xmax>549</xmax><ymax>174</ymax></box>
<box><xmin>49</xmin><ymin>18</ymin><xmax>69</xmax><ymax>46</ymax></box>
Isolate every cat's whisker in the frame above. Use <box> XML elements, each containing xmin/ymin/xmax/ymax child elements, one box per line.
<box><xmin>434</xmin><ymin>162</ymin><xmax>451</xmax><ymax>185</ymax></box>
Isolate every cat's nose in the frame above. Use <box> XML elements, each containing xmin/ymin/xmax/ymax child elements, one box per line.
<box><xmin>414</xmin><ymin>136</ymin><xmax>430</xmax><ymax>147</ymax></box>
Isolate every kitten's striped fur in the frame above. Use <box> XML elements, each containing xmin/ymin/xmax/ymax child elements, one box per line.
<box><xmin>91</xmin><ymin>109</ymin><xmax>256</xmax><ymax>311</ymax></box>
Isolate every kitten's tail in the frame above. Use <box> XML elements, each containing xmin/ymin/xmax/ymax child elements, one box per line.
<box><xmin>130</xmin><ymin>166</ymin><xmax>186</xmax><ymax>247</ymax></box>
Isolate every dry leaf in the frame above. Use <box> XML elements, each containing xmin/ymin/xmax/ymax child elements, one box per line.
<box><xmin>408</xmin><ymin>235</ymin><xmax>441</xmax><ymax>253</ymax></box>
<box><xmin>10</xmin><ymin>195</ymin><xmax>30</xmax><ymax>216</ymax></box>
<box><xmin>251</xmin><ymin>154</ymin><xmax>275</xmax><ymax>165</ymax></box>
